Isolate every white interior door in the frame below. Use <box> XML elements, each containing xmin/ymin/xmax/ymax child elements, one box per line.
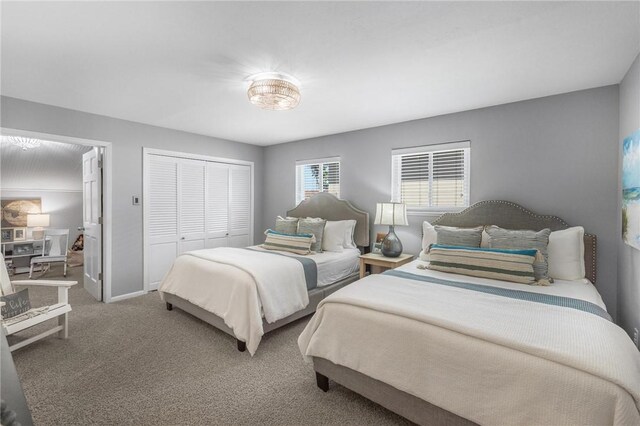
<box><xmin>147</xmin><ymin>155</ymin><xmax>179</xmax><ymax>291</ymax></box>
<box><xmin>82</xmin><ymin>148</ymin><xmax>102</xmax><ymax>301</ymax></box>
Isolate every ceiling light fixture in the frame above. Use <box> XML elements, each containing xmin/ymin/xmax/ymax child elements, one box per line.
<box><xmin>246</xmin><ymin>72</ymin><xmax>301</xmax><ymax>111</ymax></box>
<box><xmin>2</xmin><ymin>136</ymin><xmax>42</xmax><ymax>151</ymax></box>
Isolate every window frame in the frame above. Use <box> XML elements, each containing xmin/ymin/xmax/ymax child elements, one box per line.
<box><xmin>391</xmin><ymin>141</ymin><xmax>470</xmax><ymax>214</ymax></box>
<box><xmin>295</xmin><ymin>156</ymin><xmax>341</xmax><ymax>204</ymax></box>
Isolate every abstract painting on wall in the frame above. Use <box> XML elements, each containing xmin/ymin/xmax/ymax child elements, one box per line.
<box><xmin>1</xmin><ymin>198</ymin><xmax>42</xmax><ymax>228</ymax></box>
<box><xmin>622</xmin><ymin>129</ymin><xmax>640</xmax><ymax>250</ymax></box>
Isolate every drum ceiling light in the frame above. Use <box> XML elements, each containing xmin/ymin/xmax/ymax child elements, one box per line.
<box><xmin>246</xmin><ymin>72</ymin><xmax>301</xmax><ymax>111</ymax></box>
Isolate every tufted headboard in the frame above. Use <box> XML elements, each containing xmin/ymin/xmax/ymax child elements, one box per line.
<box><xmin>286</xmin><ymin>193</ymin><xmax>370</xmax><ymax>248</ymax></box>
<box><xmin>432</xmin><ymin>200</ymin><xmax>597</xmax><ymax>284</ymax></box>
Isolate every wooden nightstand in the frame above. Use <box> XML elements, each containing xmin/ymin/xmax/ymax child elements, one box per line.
<box><xmin>359</xmin><ymin>253</ymin><xmax>414</xmax><ymax>278</ymax></box>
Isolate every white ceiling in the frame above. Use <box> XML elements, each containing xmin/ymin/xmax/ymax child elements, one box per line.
<box><xmin>0</xmin><ymin>139</ymin><xmax>92</xmax><ymax>191</ymax></box>
<box><xmin>1</xmin><ymin>2</ymin><xmax>639</xmax><ymax>146</ymax></box>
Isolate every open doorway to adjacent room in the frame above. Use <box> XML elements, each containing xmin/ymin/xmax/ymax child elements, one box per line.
<box><xmin>0</xmin><ymin>132</ymin><xmax>110</xmax><ymax>301</ymax></box>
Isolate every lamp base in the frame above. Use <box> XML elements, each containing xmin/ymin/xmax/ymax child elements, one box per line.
<box><xmin>32</xmin><ymin>229</ymin><xmax>45</xmax><ymax>240</ymax></box>
<box><xmin>381</xmin><ymin>226</ymin><xmax>403</xmax><ymax>257</ymax></box>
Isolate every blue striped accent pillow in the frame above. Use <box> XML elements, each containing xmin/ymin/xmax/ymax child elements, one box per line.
<box><xmin>262</xmin><ymin>229</ymin><xmax>316</xmax><ymax>255</ymax></box>
<box><xmin>427</xmin><ymin>244</ymin><xmax>543</xmax><ymax>285</ymax></box>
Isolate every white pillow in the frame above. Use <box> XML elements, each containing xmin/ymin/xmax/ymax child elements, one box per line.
<box><xmin>419</xmin><ymin>221</ymin><xmax>438</xmax><ymax>260</ymax></box>
<box><xmin>322</xmin><ymin>221</ymin><xmax>347</xmax><ymax>252</ymax></box>
<box><xmin>343</xmin><ymin>220</ymin><xmax>357</xmax><ymax>248</ymax></box>
<box><xmin>421</xmin><ymin>221</ymin><xmax>437</xmax><ymax>251</ymax></box>
<box><xmin>547</xmin><ymin>226</ymin><xmax>585</xmax><ymax>281</ymax></box>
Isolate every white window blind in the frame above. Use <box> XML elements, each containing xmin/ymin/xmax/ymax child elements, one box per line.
<box><xmin>295</xmin><ymin>157</ymin><xmax>340</xmax><ymax>204</ymax></box>
<box><xmin>391</xmin><ymin>142</ymin><xmax>470</xmax><ymax>210</ymax></box>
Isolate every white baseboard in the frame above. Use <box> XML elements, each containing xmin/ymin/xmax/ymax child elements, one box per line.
<box><xmin>107</xmin><ymin>290</ymin><xmax>147</xmax><ymax>303</ymax></box>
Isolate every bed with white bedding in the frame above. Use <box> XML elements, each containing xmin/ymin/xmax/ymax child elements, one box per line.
<box><xmin>298</xmin><ymin>201</ymin><xmax>640</xmax><ymax>425</ymax></box>
<box><xmin>159</xmin><ymin>193</ymin><xmax>369</xmax><ymax>355</ymax></box>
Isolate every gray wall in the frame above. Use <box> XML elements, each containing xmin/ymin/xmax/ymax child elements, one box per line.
<box><xmin>263</xmin><ymin>86</ymin><xmax>620</xmax><ymax>320</ymax></box>
<box><xmin>618</xmin><ymin>53</ymin><xmax>640</xmax><ymax>338</ymax></box>
<box><xmin>1</xmin><ymin>190</ymin><xmax>83</xmax><ymax>250</ymax></box>
<box><xmin>1</xmin><ymin>96</ymin><xmax>264</xmax><ymax>298</ymax></box>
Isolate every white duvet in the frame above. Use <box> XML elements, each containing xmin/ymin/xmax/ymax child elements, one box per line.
<box><xmin>160</xmin><ymin>247</ymin><xmax>309</xmax><ymax>355</ymax></box>
<box><xmin>159</xmin><ymin>246</ymin><xmax>360</xmax><ymax>355</ymax></box>
<box><xmin>299</xmin><ymin>260</ymin><xmax>640</xmax><ymax>425</ymax></box>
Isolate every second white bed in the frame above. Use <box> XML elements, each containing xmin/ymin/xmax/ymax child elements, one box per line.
<box><xmin>160</xmin><ymin>246</ymin><xmax>361</xmax><ymax>354</ymax></box>
<box><xmin>299</xmin><ymin>259</ymin><xmax>640</xmax><ymax>425</ymax></box>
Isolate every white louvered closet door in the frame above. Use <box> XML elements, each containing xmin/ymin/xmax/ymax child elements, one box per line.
<box><xmin>179</xmin><ymin>158</ymin><xmax>207</xmax><ymax>253</ymax></box>
<box><xmin>228</xmin><ymin>164</ymin><xmax>251</xmax><ymax>248</ymax></box>
<box><xmin>145</xmin><ymin>151</ymin><xmax>253</xmax><ymax>292</ymax></box>
<box><xmin>206</xmin><ymin>162</ymin><xmax>230</xmax><ymax>248</ymax></box>
<box><xmin>147</xmin><ymin>155</ymin><xmax>179</xmax><ymax>290</ymax></box>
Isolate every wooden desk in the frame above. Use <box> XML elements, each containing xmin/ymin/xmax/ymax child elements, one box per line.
<box><xmin>1</xmin><ymin>240</ymin><xmax>45</xmax><ymax>275</ymax></box>
<box><xmin>359</xmin><ymin>253</ymin><xmax>414</xmax><ymax>278</ymax></box>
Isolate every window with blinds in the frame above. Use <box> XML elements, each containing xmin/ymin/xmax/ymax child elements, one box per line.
<box><xmin>295</xmin><ymin>157</ymin><xmax>340</xmax><ymax>204</ymax></box>
<box><xmin>391</xmin><ymin>142</ymin><xmax>470</xmax><ymax>210</ymax></box>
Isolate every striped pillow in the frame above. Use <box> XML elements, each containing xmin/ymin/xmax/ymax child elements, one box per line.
<box><xmin>275</xmin><ymin>216</ymin><xmax>299</xmax><ymax>234</ymax></box>
<box><xmin>262</xmin><ymin>229</ymin><xmax>316</xmax><ymax>255</ymax></box>
<box><xmin>297</xmin><ymin>218</ymin><xmax>326</xmax><ymax>253</ymax></box>
<box><xmin>427</xmin><ymin>244</ymin><xmax>542</xmax><ymax>285</ymax></box>
<box><xmin>485</xmin><ymin>226</ymin><xmax>551</xmax><ymax>283</ymax></box>
<box><xmin>434</xmin><ymin>225</ymin><xmax>483</xmax><ymax>247</ymax></box>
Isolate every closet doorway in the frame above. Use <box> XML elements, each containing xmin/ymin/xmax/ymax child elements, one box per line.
<box><xmin>142</xmin><ymin>148</ymin><xmax>254</xmax><ymax>292</ymax></box>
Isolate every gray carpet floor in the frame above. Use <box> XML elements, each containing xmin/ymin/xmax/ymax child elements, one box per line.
<box><xmin>8</xmin><ymin>266</ymin><xmax>411</xmax><ymax>425</ymax></box>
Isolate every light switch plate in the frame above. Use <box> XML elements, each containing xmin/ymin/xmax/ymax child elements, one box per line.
<box><xmin>132</xmin><ymin>196</ymin><xmax>140</xmax><ymax>205</ymax></box>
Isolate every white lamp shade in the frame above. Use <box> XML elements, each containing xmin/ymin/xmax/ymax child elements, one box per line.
<box><xmin>374</xmin><ymin>203</ymin><xmax>408</xmax><ymax>226</ymax></box>
<box><xmin>27</xmin><ymin>213</ymin><xmax>50</xmax><ymax>227</ymax></box>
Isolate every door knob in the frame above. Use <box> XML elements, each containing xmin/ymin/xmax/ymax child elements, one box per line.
<box><xmin>78</xmin><ymin>227</ymin><xmax>85</xmax><ymax>231</ymax></box>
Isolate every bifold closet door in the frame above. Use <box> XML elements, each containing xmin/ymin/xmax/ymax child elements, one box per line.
<box><xmin>146</xmin><ymin>152</ymin><xmax>252</xmax><ymax>291</ymax></box>
<box><xmin>147</xmin><ymin>155</ymin><xmax>179</xmax><ymax>290</ymax></box>
<box><xmin>179</xmin><ymin>158</ymin><xmax>206</xmax><ymax>253</ymax></box>
<box><xmin>206</xmin><ymin>162</ymin><xmax>230</xmax><ymax>248</ymax></box>
<box><xmin>228</xmin><ymin>164</ymin><xmax>251</xmax><ymax>248</ymax></box>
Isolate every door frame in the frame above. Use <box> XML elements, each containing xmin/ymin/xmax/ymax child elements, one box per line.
<box><xmin>142</xmin><ymin>147</ymin><xmax>254</xmax><ymax>293</ymax></box>
<box><xmin>1</xmin><ymin>127</ymin><xmax>114</xmax><ymax>302</ymax></box>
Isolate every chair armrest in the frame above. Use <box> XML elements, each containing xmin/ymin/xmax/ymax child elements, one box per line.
<box><xmin>12</xmin><ymin>280</ymin><xmax>77</xmax><ymax>288</ymax></box>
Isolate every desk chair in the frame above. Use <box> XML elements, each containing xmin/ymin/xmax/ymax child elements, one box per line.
<box><xmin>29</xmin><ymin>229</ymin><xmax>69</xmax><ymax>279</ymax></box>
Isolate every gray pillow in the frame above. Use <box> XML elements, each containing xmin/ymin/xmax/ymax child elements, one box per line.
<box><xmin>486</xmin><ymin>225</ymin><xmax>551</xmax><ymax>282</ymax></box>
<box><xmin>275</xmin><ymin>216</ymin><xmax>298</xmax><ymax>235</ymax></box>
<box><xmin>297</xmin><ymin>218</ymin><xmax>326</xmax><ymax>253</ymax></box>
<box><xmin>434</xmin><ymin>225</ymin><xmax>483</xmax><ymax>248</ymax></box>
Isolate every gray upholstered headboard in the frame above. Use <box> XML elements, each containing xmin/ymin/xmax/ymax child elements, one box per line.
<box><xmin>432</xmin><ymin>200</ymin><xmax>597</xmax><ymax>284</ymax></box>
<box><xmin>286</xmin><ymin>193</ymin><xmax>370</xmax><ymax>248</ymax></box>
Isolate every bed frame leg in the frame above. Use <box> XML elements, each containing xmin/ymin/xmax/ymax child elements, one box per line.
<box><xmin>237</xmin><ymin>339</ymin><xmax>246</xmax><ymax>352</ymax></box>
<box><xmin>166</xmin><ymin>302</ymin><xmax>173</xmax><ymax>311</ymax></box>
<box><xmin>316</xmin><ymin>372</ymin><xmax>329</xmax><ymax>392</ymax></box>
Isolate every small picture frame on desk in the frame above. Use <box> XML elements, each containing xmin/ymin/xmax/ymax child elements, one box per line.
<box><xmin>1</xmin><ymin>228</ymin><xmax>14</xmax><ymax>243</ymax></box>
<box><xmin>13</xmin><ymin>228</ymin><xmax>26</xmax><ymax>241</ymax></box>
<box><xmin>371</xmin><ymin>232</ymin><xmax>386</xmax><ymax>254</ymax></box>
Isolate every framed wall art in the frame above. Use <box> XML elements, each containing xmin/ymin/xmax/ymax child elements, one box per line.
<box><xmin>13</xmin><ymin>228</ymin><xmax>26</xmax><ymax>241</ymax></box>
<box><xmin>622</xmin><ymin>129</ymin><xmax>640</xmax><ymax>250</ymax></box>
<box><xmin>1</xmin><ymin>198</ymin><xmax>42</xmax><ymax>228</ymax></box>
<box><xmin>1</xmin><ymin>228</ymin><xmax>14</xmax><ymax>243</ymax></box>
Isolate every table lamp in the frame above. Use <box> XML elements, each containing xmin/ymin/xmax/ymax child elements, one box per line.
<box><xmin>27</xmin><ymin>213</ymin><xmax>50</xmax><ymax>240</ymax></box>
<box><xmin>374</xmin><ymin>202</ymin><xmax>408</xmax><ymax>257</ymax></box>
